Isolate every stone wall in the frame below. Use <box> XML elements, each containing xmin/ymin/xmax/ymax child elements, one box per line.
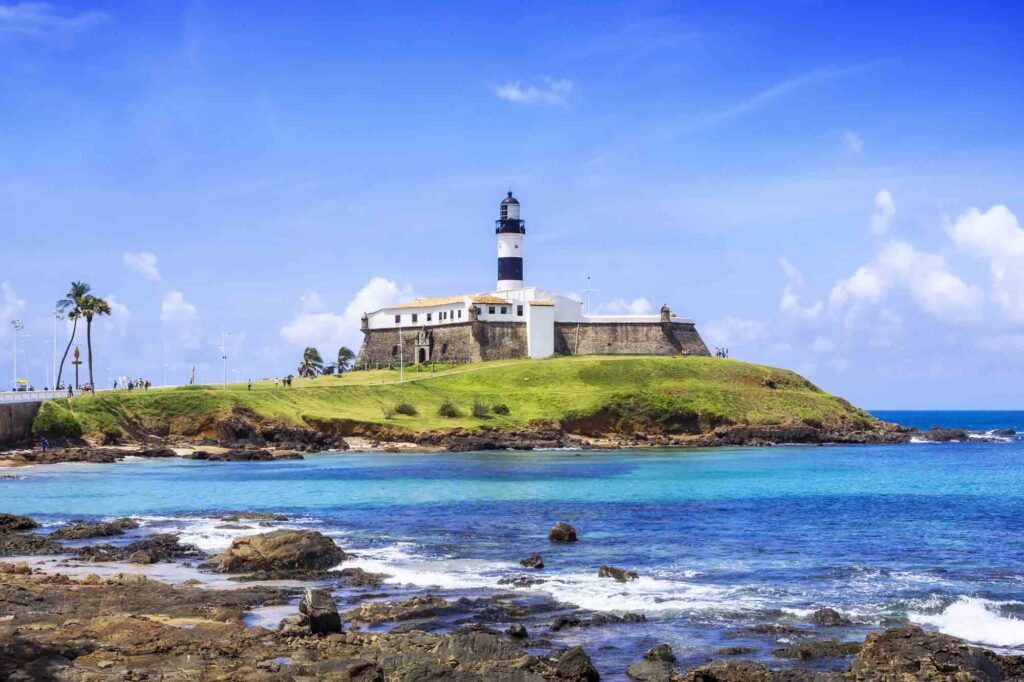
<box><xmin>0</xmin><ymin>401</ymin><xmax>40</xmax><ymax>446</ymax></box>
<box><xmin>356</xmin><ymin>320</ymin><xmax>708</xmax><ymax>368</ymax></box>
<box><xmin>554</xmin><ymin>321</ymin><xmax>709</xmax><ymax>357</ymax></box>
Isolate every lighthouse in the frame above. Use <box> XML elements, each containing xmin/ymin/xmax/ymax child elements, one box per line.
<box><xmin>496</xmin><ymin>191</ymin><xmax>525</xmax><ymax>290</ymax></box>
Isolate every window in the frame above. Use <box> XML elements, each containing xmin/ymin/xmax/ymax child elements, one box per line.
<box><xmin>458</xmin><ymin>310</ymin><xmax>462</xmax><ymax>319</ymax></box>
<box><xmin>441</xmin><ymin>343</ymin><xmax>448</xmax><ymax>354</ymax></box>
<box><xmin>412</xmin><ymin>313</ymin><xmax>418</xmax><ymax>323</ymax></box>
<box><xmin>517</xmin><ymin>305</ymin><xmax>523</xmax><ymax>316</ymax></box>
<box><xmin>488</xmin><ymin>306</ymin><xmax>495</xmax><ymax>314</ymax></box>
<box><xmin>426</xmin><ymin>313</ymin><xmax>432</xmax><ymax>322</ymax></box>
<box><xmin>394</xmin><ymin>314</ymin><xmax>401</xmax><ymax>324</ymax></box>
<box><xmin>501</xmin><ymin>306</ymin><xmax>508</xmax><ymax>314</ymax></box>
<box><xmin>391</xmin><ymin>346</ymin><xmax>399</xmax><ymax>356</ymax></box>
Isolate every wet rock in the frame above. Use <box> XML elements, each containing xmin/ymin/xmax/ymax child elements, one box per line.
<box><xmin>556</xmin><ymin>646</ymin><xmax>600</xmax><ymax>681</ymax></box>
<box><xmin>508</xmin><ymin>623</ymin><xmax>529</xmax><ymax>639</ymax></box>
<box><xmin>715</xmin><ymin>646</ymin><xmax>757</xmax><ymax>656</ymax></box>
<box><xmin>627</xmin><ymin>644</ymin><xmax>677</xmax><ymax>681</ymax></box>
<box><xmin>187</xmin><ymin>448</ymin><xmax>302</xmax><ymax>461</ymax></box>
<box><xmin>919</xmin><ymin>427</ymin><xmax>971</xmax><ymax>442</ymax></box>
<box><xmin>772</xmin><ymin>638</ymin><xmax>860</xmax><ymax>660</ymax></box>
<box><xmin>679</xmin><ymin>660</ymin><xmax>775</xmax><ymax>681</ymax></box>
<box><xmin>135</xmin><ymin>447</ymin><xmax>178</xmax><ymax>458</ymax></box>
<box><xmin>211</xmin><ymin>529</ymin><xmax>346</xmax><ymax>574</ymax></box>
<box><xmin>0</xmin><ymin>514</ymin><xmax>39</xmax><ymax>533</ymax></box>
<box><xmin>810</xmin><ymin>607</ymin><xmax>851</xmax><ymax>627</ymax></box>
<box><xmin>498</xmin><ymin>575</ymin><xmax>547</xmax><ymax>587</ymax></box>
<box><xmin>598</xmin><ymin>565</ymin><xmax>638</xmax><ymax>582</ymax></box>
<box><xmin>589</xmin><ymin>612</ymin><xmax>647</xmax><ymax>626</ymax></box>
<box><xmin>76</xmin><ymin>534</ymin><xmax>204</xmax><ymax>564</ymax></box>
<box><xmin>730</xmin><ymin>623</ymin><xmax>809</xmax><ymax>637</ymax></box>
<box><xmin>344</xmin><ymin>595</ymin><xmax>453</xmax><ymax>625</ymax></box>
<box><xmin>549</xmin><ymin>522</ymin><xmax>578</xmax><ymax>543</ymax></box>
<box><xmin>300</xmin><ymin>587</ymin><xmax>342</xmax><ymax>635</ymax></box>
<box><xmin>992</xmin><ymin>428</ymin><xmax>1016</xmax><ymax>436</ymax></box>
<box><xmin>50</xmin><ymin>518</ymin><xmax>138</xmax><ymax>540</ymax></box>
<box><xmin>337</xmin><ymin>567</ymin><xmax>386</xmax><ymax>588</ymax></box>
<box><xmin>520</xmin><ymin>553</ymin><xmax>545</xmax><ymax>569</ymax></box>
<box><xmin>550</xmin><ymin>614</ymin><xmax>582</xmax><ymax>631</ymax></box>
<box><xmin>215</xmin><ymin>511</ymin><xmax>289</xmax><ymax>522</ymax></box>
<box><xmin>0</xmin><ymin>532</ymin><xmax>63</xmax><ymax>556</ymax></box>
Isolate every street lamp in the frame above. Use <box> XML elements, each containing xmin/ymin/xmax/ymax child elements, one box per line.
<box><xmin>52</xmin><ymin>310</ymin><xmax>63</xmax><ymax>390</ymax></box>
<box><xmin>10</xmin><ymin>320</ymin><xmax>23</xmax><ymax>390</ymax></box>
<box><xmin>220</xmin><ymin>330</ymin><xmax>230</xmax><ymax>389</ymax></box>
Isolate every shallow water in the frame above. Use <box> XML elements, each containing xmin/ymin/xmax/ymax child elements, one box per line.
<box><xmin>5</xmin><ymin>410</ymin><xmax>1024</xmax><ymax>678</ymax></box>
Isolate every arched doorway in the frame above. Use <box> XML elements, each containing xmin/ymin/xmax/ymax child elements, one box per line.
<box><xmin>418</xmin><ymin>348</ymin><xmax>427</xmax><ymax>364</ymax></box>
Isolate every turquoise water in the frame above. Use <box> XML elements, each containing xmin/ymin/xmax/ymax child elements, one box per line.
<box><xmin>4</xmin><ymin>411</ymin><xmax>1024</xmax><ymax>676</ymax></box>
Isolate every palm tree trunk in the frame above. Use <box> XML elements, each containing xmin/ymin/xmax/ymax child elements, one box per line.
<box><xmin>55</xmin><ymin>318</ymin><xmax>77</xmax><ymax>390</ymax></box>
<box><xmin>86</xmin><ymin>316</ymin><xmax>95</xmax><ymax>394</ymax></box>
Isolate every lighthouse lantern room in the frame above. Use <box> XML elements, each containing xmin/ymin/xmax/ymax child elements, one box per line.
<box><xmin>496</xmin><ymin>191</ymin><xmax>525</xmax><ymax>291</ymax></box>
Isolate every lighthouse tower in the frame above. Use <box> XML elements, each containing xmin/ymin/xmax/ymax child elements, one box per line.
<box><xmin>496</xmin><ymin>191</ymin><xmax>525</xmax><ymax>291</ymax></box>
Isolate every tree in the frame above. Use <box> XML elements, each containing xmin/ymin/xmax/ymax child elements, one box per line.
<box><xmin>79</xmin><ymin>295</ymin><xmax>111</xmax><ymax>395</ymax></box>
<box><xmin>55</xmin><ymin>281</ymin><xmax>91</xmax><ymax>390</ymax></box>
<box><xmin>299</xmin><ymin>347</ymin><xmax>324</xmax><ymax>377</ymax></box>
<box><xmin>337</xmin><ymin>346</ymin><xmax>355</xmax><ymax>373</ymax></box>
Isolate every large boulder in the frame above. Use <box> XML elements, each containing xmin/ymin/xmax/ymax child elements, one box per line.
<box><xmin>556</xmin><ymin>646</ymin><xmax>600</xmax><ymax>681</ymax></box>
<box><xmin>50</xmin><ymin>518</ymin><xmax>138</xmax><ymax>540</ymax></box>
<box><xmin>549</xmin><ymin>522</ymin><xmax>578</xmax><ymax>543</ymax></box>
<box><xmin>627</xmin><ymin>644</ymin><xmax>676</xmax><ymax>681</ymax></box>
<box><xmin>810</xmin><ymin>607</ymin><xmax>851</xmax><ymax>627</ymax></box>
<box><xmin>0</xmin><ymin>514</ymin><xmax>39</xmax><ymax>533</ymax></box>
<box><xmin>299</xmin><ymin>587</ymin><xmax>342</xmax><ymax>635</ymax></box>
<box><xmin>520</xmin><ymin>553</ymin><xmax>545</xmax><ymax>569</ymax></box>
<box><xmin>211</xmin><ymin>529</ymin><xmax>346</xmax><ymax>573</ymax></box>
<box><xmin>679</xmin><ymin>660</ymin><xmax>775</xmax><ymax>681</ymax></box>
<box><xmin>598</xmin><ymin>565</ymin><xmax>638</xmax><ymax>582</ymax></box>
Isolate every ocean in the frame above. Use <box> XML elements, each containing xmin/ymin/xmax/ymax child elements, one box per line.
<box><xmin>5</xmin><ymin>410</ymin><xmax>1024</xmax><ymax>678</ymax></box>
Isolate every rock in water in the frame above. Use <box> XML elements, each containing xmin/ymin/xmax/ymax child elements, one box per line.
<box><xmin>549</xmin><ymin>522</ymin><xmax>578</xmax><ymax>543</ymax></box>
<box><xmin>626</xmin><ymin>643</ymin><xmax>676</xmax><ymax>681</ymax></box>
<box><xmin>520</xmin><ymin>553</ymin><xmax>544</xmax><ymax>569</ymax></box>
<box><xmin>849</xmin><ymin>625</ymin><xmax>1023</xmax><ymax>680</ymax></box>
<box><xmin>556</xmin><ymin>646</ymin><xmax>600</xmax><ymax>681</ymax></box>
<box><xmin>0</xmin><ymin>513</ymin><xmax>39</xmax><ymax>532</ymax></box>
<box><xmin>507</xmin><ymin>623</ymin><xmax>528</xmax><ymax>639</ymax></box>
<box><xmin>598</xmin><ymin>565</ymin><xmax>639</xmax><ymax>582</ymax></box>
<box><xmin>212</xmin><ymin>529</ymin><xmax>346</xmax><ymax>573</ymax></box>
<box><xmin>810</xmin><ymin>607</ymin><xmax>851</xmax><ymax>626</ymax></box>
<box><xmin>299</xmin><ymin>587</ymin><xmax>342</xmax><ymax>635</ymax></box>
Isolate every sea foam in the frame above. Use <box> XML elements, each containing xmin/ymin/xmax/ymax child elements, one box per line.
<box><xmin>911</xmin><ymin>596</ymin><xmax>1024</xmax><ymax>648</ymax></box>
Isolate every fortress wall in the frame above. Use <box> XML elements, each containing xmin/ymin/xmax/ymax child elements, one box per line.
<box><xmin>356</xmin><ymin>323</ymin><xmax>492</xmax><ymax>368</ymax></box>
<box><xmin>0</xmin><ymin>401</ymin><xmax>40</xmax><ymax>446</ymax></box>
<box><xmin>474</xmin><ymin>322</ymin><xmax>528</xmax><ymax>361</ymax></box>
<box><xmin>554</xmin><ymin>321</ymin><xmax>710</xmax><ymax>357</ymax></box>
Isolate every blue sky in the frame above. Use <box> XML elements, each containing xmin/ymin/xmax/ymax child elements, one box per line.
<box><xmin>2</xmin><ymin>1</ymin><xmax>1023</xmax><ymax>407</ymax></box>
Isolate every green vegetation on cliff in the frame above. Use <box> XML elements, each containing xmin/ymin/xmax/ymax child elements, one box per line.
<box><xmin>35</xmin><ymin>355</ymin><xmax>877</xmax><ymax>440</ymax></box>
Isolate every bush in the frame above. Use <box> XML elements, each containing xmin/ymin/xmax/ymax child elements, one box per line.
<box><xmin>492</xmin><ymin>403</ymin><xmax>510</xmax><ymax>415</ymax></box>
<box><xmin>100</xmin><ymin>423</ymin><xmax>124</xmax><ymax>445</ymax></box>
<box><xmin>31</xmin><ymin>402</ymin><xmax>83</xmax><ymax>439</ymax></box>
<box><xmin>437</xmin><ymin>398</ymin><xmax>460</xmax><ymax>418</ymax></box>
<box><xmin>381</xmin><ymin>405</ymin><xmax>396</xmax><ymax>419</ymax></box>
<box><xmin>471</xmin><ymin>396</ymin><xmax>489</xmax><ymax>418</ymax></box>
<box><xmin>394</xmin><ymin>402</ymin><xmax>417</xmax><ymax>416</ymax></box>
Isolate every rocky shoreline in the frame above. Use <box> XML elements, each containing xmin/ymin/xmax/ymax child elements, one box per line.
<box><xmin>2</xmin><ymin>514</ymin><xmax>1022</xmax><ymax>681</ymax></box>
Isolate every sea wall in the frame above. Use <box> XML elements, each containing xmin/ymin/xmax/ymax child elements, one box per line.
<box><xmin>554</xmin><ymin>321</ymin><xmax>710</xmax><ymax>356</ymax></box>
<box><xmin>0</xmin><ymin>401</ymin><xmax>40</xmax><ymax>446</ymax></box>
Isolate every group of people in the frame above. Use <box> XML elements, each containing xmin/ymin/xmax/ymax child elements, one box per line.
<box><xmin>714</xmin><ymin>347</ymin><xmax>730</xmax><ymax>358</ymax></box>
<box><xmin>274</xmin><ymin>376</ymin><xmax>294</xmax><ymax>387</ymax></box>
<box><xmin>113</xmin><ymin>377</ymin><xmax>153</xmax><ymax>391</ymax></box>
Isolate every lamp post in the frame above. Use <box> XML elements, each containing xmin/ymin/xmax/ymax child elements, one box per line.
<box><xmin>52</xmin><ymin>310</ymin><xmax>63</xmax><ymax>390</ymax></box>
<box><xmin>220</xmin><ymin>330</ymin><xmax>230</xmax><ymax>389</ymax></box>
<box><xmin>10</xmin><ymin>320</ymin><xmax>23</xmax><ymax>389</ymax></box>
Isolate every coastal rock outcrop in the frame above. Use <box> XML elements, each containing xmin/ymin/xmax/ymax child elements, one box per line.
<box><xmin>549</xmin><ymin>522</ymin><xmax>578</xmax><ymax>543</ymax></box>
<box><xmin>627</xmin><ymin>644</ymin><xmax>677</xmax><ymax>681</ymax></box>
<box><xmin>520</xmin><ymin>553</ymin><xmax>545</xmax><ymax>569</ymax></box>
<box><xmin>556</xmin><ymin>645</ymin><xmax>601</xmax><ymax>681</ymax></box>
<box><xmin>75</xmin><ymin>533</ymin><xmax>204</xmax><ymax>564</ymax></box>
<box><xmin>0</xmin><ymin>514</ymin><xmax>38</xmax><ymax>533</ymax></box>
<box><xmin>598</xmin><ymin>565</ymin><xmax>639</xmax><ymax>582</ymax></box>
<box><xmin>211</xmin><ymin>529</ymin><xmax>346</xmax><ymax>574</ymax></box>
<box><xmin>772</xmin><ymin>638</ymin><xmax>861</xmax><ymax>660</ymax></box>
<box><xmin>810</xmin><ymin>607</ymin><xmax>852</xmax><ymax>627</ymax></box>
<box><xmin>187</xmin><ymin>448</ymin><xmax>303</xmax><ymax>461</ymax></box>
<box><xmin>299</xmin><ymin>587</ymin><xmax>342</xmax><ymax>635</ymax></box>
<box><xmin>50</xmin><ymin>517</ymin><xmax>138</xmax><ymax>540</ymax></box>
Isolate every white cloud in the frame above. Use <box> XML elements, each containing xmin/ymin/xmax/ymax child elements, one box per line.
<box><xmin>123</xmin><ymin>251</ymin><xmax>161</xmax><ymax>281</ymax></box>
<box><xmin>101</xmin><ymin>294</ymin><xmax>130</xmax><ymax>340</ymax></box>
<box><xmin>280</xmin><ymin>277</ymin><xmax>413</xmax><ymax>353</ymax></box>
<box><xmin>843</xmin><ymin>130</ymin><xmax>863</xmax><ymax>154</ymax></box>
<box><xmin>830</xmin><ymin>240</ymin><xmax>982</xmax><ymax>322</ymax></box>
<box><xmin>779</xmin><ymin>257</ymin><xmax>823</xmax><ymax>319</ymax></box>
<box><xmin>492</xmin><ymin>78</ymin><xmax>574</xmax><ymax>106</ymax></box>
<box><xmin>703</xmin><ymin>316</ymin><xmax>767</xmax><ymax>347</ymax></box>
<box><xmin>597</xmin><ymin>297</ymin><xmax>653</xmax><ymax>315</ymax></box>
<box><xmin>948</xmin><ymin>205</ymin><xmax>1024</xmax><ymax>321</ymax></box>
<box><xmin>0</xmin><ymin>282</ymin><xmax>26</xmax><ymax>340</ymax></box>
<box><xmin>161</xmin><ymin>290</ymin><xmax>200</xmax><ymax>348</ymax></box>
<box><xmin>0</xmin><ymin>2</ymin><xmax>107</xmax><ymax>37</ymax></box>
<box><xmin>811</xmin><ymin>336</ymin><xmax>836</xmax><ymax>353</ymax></box>
<box><xmin>870</xmin><ymin>189</ymin><xmax>895</xmax><ymax>235</ymax></box>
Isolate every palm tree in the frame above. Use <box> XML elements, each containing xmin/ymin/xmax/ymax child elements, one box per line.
<box><xmin>337</xmin><ymin>346</ymin><xmax>355</xmax><ymax>373</ymax></box>
<box><xmin>55</xmin><ymin>281</ymin><xmax>91</xmax><ymax>390</ymax></box>
<box><xmin>299</xmin><ymin>346</ymin><xmax>324</xmax><ymax>377</ymax></box>
<box><xmin>79</xmin><ymin>294</ymin><xmax>111</xmax><ymax>394</ymax></box>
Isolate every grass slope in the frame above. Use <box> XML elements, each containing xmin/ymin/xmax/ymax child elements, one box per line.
<box><xmin>45</xmin><ymin>355</ymin><xmax>875</xmax><ymax>439</ymax></box>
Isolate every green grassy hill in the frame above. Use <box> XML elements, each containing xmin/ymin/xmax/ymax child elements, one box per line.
<box><xmin>35</xmin><ymin>356</ymin><xmax>877</xmax><ymax>442</ymax></box>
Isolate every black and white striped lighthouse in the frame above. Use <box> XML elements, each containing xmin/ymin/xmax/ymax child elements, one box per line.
<box><xmin>496</xmin><ymin>191</ymin><xmax>525</xmax><ymax>291</ymax></box>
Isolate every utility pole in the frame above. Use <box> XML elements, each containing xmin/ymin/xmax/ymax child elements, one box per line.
<box><xmin>220</xmin><ymin>329</ymin><xmax>229</xmax><ymax>389</ymax></box>
<box><xmin>582</xmin><ymin>276</ymin><xmax>599</xmax><ymax>316</ymax></box>
<box><xmin>52</xmin><ymin>310</ymin><xmax>63</xmax><ymax>389</ymax></box>
<box><xmin>10</xmin><ymin>320</ymin><xmax>23</xmax><ymax>389</ymax></box>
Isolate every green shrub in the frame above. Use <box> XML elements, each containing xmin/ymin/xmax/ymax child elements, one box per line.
<box><xmin>492</xmin><ymin>403</ymin><xmax>510</xmax><ymax>415</ymax></box>
<box><xmin>471</xmin><ymin>396</ymin><xmax>489</xmax><ymax>418</ymax></box>
<box><xmin>100</xmin><ymin>423</ymin><xmax>124</xmax><ymax>444</ymax></box>
<box><xmin>437</xmin><ymin>398</ymin><xmax>460</xmax><ymax>418</ymax></box>
<box><xmin>381</xmin><ymin>405</ymin><xmax>396</xmax><ymax>419</ymax></box>
<box><xmin>31</xmin><ymin>402</ymin><xmax>83</xmax><ymax>439</ymax></box>
<box><xmin>394</xmin><ymin>402</ymin><xmax>417</xmax><ymax>416</ymax></box>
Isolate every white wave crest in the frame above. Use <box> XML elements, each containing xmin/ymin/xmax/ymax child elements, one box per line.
<box><xmin>911</xmin><ymin>596</ymin><xmax>1024</xmax><ymax>648</ymax></box>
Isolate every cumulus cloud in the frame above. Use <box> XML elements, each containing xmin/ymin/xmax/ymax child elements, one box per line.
<box><xmin>101</xmin><ymin>294</ymin><xmax>130</xmax><ymax>340</ymax></box>
<box><xmin>830</xmin><ymin>239</ymin><xmax>982</xmax><ymax>322</ymax></box>
<box><xmin>779</xmin><ymin>257</ymin><xmax>823</xmax><ymax>319</ymax></box>
<box><xmin>597</xmin><ymin>297</ymin><xmax>653</xmax><ymax>315</ymax></box>
<box><xmin>123</xmin><ymin>251</ymin><xmax>161</xmax><ymax>281</ymax></box>
<box><xmin>280</xmin><ymin>277</ymin><xmax>413</xmax><ymax>353</ymax></box>
<box><xmin>843</xmin><ymin>130</ymin><xmax>863</xmax><ymax>154</ymax></box>
<box><xmin>870</xmin><ymin>189</ymin><xmax>895</xmax><ymax>235</ymax></box>
<box><xmin>0</xmin><ymin>2</ymin><xmax>108</xmax><ymax>37</ymax></box>
<box><xmin>0</xmin><ymin>282</ymin><xmax>26</xmax><ymax>340</ymax></box>
<box><xmin>948</xmin><ymin>205</ymin><xmax>1024</xmax><ymax>321</ymax></box>
<box><xmin>703</xmin><ymin>316</ymin><xmax>767</xmax><ymax>347</ymax></box>
<box><xmin>492</xmin><ymin>78</ymin><xmax>574</xmax><ymax>106</ymax></box>
<box><xmin>161</xmin><ymin>290</ymin><xmax>200</xmax><ymax>348</ymax></box>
